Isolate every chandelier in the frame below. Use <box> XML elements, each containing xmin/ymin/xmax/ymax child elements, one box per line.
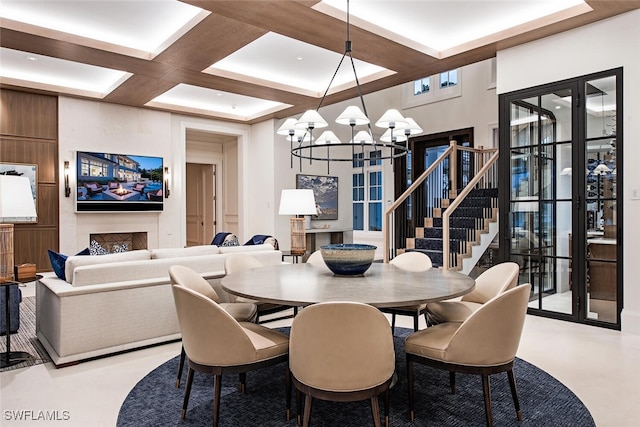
<box><xmin>277</xmin><ymin>0</ymin><xmax>422</xmax><ymax>173</ymax></box>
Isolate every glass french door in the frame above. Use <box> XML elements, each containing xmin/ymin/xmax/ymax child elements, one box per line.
<box><xmin>499</xmin><ymin>69</ymin><xmax>622</xmax><ymax>329</ymax></box>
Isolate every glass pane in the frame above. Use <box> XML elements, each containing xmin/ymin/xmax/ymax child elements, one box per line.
<box><xmin>511</xmin><ymin>147</ymin><xmax>535</xmax><ymax>199</ymax></box>
<box><xmin>541</xmin><ymin>91</ymin><xmax>571</xmax><ymax>142</ymax></box>
<box><xmin>540</xmin><ymin>258</ymin><xmax>572</xmax><ymax>314</ymax></box>
<box><xmin>510</xmin><ymin>98</ymin><xmax>539</xmax><ymax>147</ymax></box>
<box><xmin>368</xmin><ymin>202</ymin><xmax>382</xmax><ymax>231</ymax></box>
<box><xmin>353</xmin><ymin>203</ymin><xmax>364</xmax><ymax>230</ymax></box>
<box><xmin>587</xmin><ymin>240</ymin><xmax>617</xmax><ymax>323</ymax></box>
<box><xmin>586</xmin><ymin>138</ymin><xmax>616</xmax><ymax>233</ymax></box>
<box><xmin>557</xmin><ymin>143</ymin><xmax>572</xmax><ymax>200</ymax></box>
<box><xmin>540</xmin><ymin>202</ymin><xmax>554</xmax><ymax>255</ymax></box>
<box><xmin>586</xmin><ymin>76</ymin><xmax>617</xmax><ymax>139</ymax></box>
<box><xmin>540</xmin><ymin>145</ymin><xmax>554</xmax><ymax>200</ymax></box>
<box><xmin>556</xmin><ymin>201</ymin><xmax>572</xmax><ymax>258</ymax></box>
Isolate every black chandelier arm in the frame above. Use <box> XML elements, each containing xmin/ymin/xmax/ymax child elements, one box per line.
<box><xmin>291</xmin><ymin>142</ymin><xmax>408</xmax><ymax>162</ymax></box>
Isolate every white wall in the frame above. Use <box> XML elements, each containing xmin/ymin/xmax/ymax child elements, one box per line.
<box><xmin>58</xmin><ymin>97</ymin><xmax>177</xmax><ymax>254</ymax></box>
<box><xmin>497</xmin><ymin>9</ymin><xmax>640</xmax><ymax>333</ymax></box>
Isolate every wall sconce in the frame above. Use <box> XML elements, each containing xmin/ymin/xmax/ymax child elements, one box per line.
<box><xmin>64</xmin><ymin>161</ymin><xmax>71</xmax><ymax>197</ymax></box>
<box><xmin>164</xmin><ymin>166</ymin><xmax>170</xmax><ymax>198</ymax></box>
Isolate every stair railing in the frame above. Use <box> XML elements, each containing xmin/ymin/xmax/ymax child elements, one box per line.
<box><xmin>442</xmin><ymin>148</ymin><xmax>499</xmax><ymax>269</ymax></box>
<box><xmin>383</xmin><ymin>141</ymin><xmax>498</xmax><ymax>265</ymax></box>
<box><xmin>383</xmin><ymin>142</ymin><xmax>455</xmax><ymax>263</ymax></box>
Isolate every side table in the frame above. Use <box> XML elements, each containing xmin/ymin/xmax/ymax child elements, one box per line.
<box><xmin>1</xmin><ymin>275</ymin><xmax>41</xmax><ymax>368</ymax></box>
<box><xmin>281</xmin><ymin>250</ymin><xmax>304</xmax><ymax>264</ymax></box>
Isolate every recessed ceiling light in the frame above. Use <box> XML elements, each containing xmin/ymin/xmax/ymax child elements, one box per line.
<box><xmin>297</xmin><ymin>56</ymin><xmax>303</xmax><ymax>61</ymax></box>
<box><xmin>26</xmin><ymin>56</ymin><xmax>38</xmax><ymax>61</ymax></box>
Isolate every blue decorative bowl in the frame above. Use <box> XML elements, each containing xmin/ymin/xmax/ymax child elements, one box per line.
<box><xmin>320</xmin><ymin>244</ymin><xmax>377</xmax><ymax>276</ymax></box>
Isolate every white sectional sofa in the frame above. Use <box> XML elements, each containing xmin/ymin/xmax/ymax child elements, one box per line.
<box><xmin>36</xmin><ymin>244</ymin><xmax>282</xmax><ymax>367</ymax></box>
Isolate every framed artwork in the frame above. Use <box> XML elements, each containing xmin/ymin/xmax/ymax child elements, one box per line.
<box><xmin>0</xmin><ymin>162</ymin><xmax>38</xmax><ymax>222</ymax></box>
<box><xmin>296</xmin><ymin>174</ymin><xmax>338</xmax><ymax>220</ymax></box>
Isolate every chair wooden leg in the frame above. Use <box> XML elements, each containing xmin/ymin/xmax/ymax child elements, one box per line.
<box><xmin>370</xmin><ymin>396</ymin><xmax>382</xmax><ymax>427</ymax></box>
<box><xmin>481</xmin><ymin>374</ymin><xmax>493</xmax><ymax>427</ymax></box>
<box><xmin>181</xmin><ymin>367</ymin><xmax>195</xmax><ymax>420</ymax></box>
<box><xmin>413</xmin><ymin>314</ymin><xmax>419</xmax><ymax>332</ymax></box>
<box><xmin>507</xmin><ymin>369</ymin><xmax>523</xmax><ymax>421</ymax></box>
<box><xmin>296</xmin><ymin>389</ymin><xmax>303</xmax><ymax>426</ymax></box>
<box><xmin>213</xmin><ymin>374</ymin><xmax>222</xmax><ymax>427</ymax></box>
<box><xmin>391</xmin><ymin>313</ymin><xmax>397</xmax><ymax>336</ymax></box>
<box><xmin>423</xmin><ymin>313</ymin><xmax>429</xmax><ymax>327</ymax></box>
<box><xmin>176</xmin><ymin>345</ymin><xmax>185</xmax><ymax>388</ymax></box>
<box><xmin>407</xmin><ymin>358</ymin><xmax>415</xmax><ymax>423</ymax></box>
<box><xmin>383</xmin><ymin>388</ymin><xmax>390</xmax><ymax>427</ymax></box>
<box><xmin>286</xmin><ymin>368</ymin><xmax>292</xmax><ymax>421</ymax></box>
<box><xmin>449</xmin><ymin>371</ymin><xmax>456</xmax><ymax>394</ymax></box>
<box><xmin>303</xmin><ymin>394</ymin><xmax>313</xmax><ymax>427</ymax></box>
<box><xmin>239</xmin><ymin>372</ymin><xmax>246</xmax><ymax>393</ymax></box>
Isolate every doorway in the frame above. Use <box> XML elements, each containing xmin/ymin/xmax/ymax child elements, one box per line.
<box><xmin>186</xmin><ymin>163</ymin><xmax>216</xmax><ymax>246</ymax></box>
<box><xmin>499</xmin><ymin>68</ymin><xmax>622</xmax><ymax>329</ymax></box>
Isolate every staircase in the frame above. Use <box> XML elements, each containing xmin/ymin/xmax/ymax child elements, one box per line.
<box><xmin>406</xmin><ymin>188</ymin><xmax>499</xmax><ymax>272</ymax></box>
<box><xmin>383</xmin><ymin>142</ymin><xmax>499</xmax><ymax>271</ymax></box>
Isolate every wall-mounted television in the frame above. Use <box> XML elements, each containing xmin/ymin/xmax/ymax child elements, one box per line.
<box><xmin>75</xmin><ymin>151</ymin><xmax>164</xmax><ymax>212</ymax></box>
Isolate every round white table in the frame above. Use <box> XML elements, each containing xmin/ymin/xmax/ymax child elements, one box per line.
<box><xmin>221</xmin><ymin>263</ymin><xmax>475</xmax><ymax>308</ymax></box>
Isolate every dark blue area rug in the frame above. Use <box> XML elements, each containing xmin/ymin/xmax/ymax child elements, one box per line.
<box><xmin>117</xmin><ymin>328</ymin><xmax>594</xmax><ymax>426</ymax></box>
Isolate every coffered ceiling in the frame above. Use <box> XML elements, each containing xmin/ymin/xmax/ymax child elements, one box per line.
<box><xmin>1</xmin><ymin>1</ymin><xmax>638</xmax><ymax>124</ymax></box>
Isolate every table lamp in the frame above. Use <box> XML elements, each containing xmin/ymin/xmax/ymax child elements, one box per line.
<box><xmin>0</xmin><ymin>175</ymin><xmax>38</xmax><ymax>283</ymax></box>
<box><xmin>279</xmin><ymin>189</ymin><xmax>317</xmax><ymax>256</ymax></box>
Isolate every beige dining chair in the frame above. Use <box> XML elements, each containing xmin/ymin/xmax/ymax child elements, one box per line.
<box><xmin>305</xmin><ymin>250</ymin><xmax>331</xmax><ymax>272</ymax></box>
<box><xmin>289</xmin><ymin>301</ymin><xmax>395</xmax><ymax>427</ymax></box>
<box><xmin>169</xmin><ymin>265</ymin><xmax>258</xmax><ymax>388</ymax></box>
<box><xmin>171</xmin><ymin>278</ymin><xmax>291</xmax><ymax>427</ymax></box>
<box><xmin>426</xmin><ymin>261</ymin><xmax>519</xmax><ymax>324</ymax></box>
<box><xmin>224</xmin><ymin>253</ymin><xmax>294</xmax><ymax>322</ymax></box>
<box><xmin>405</xmin><ymin>283</ymin><xmax>531</xmax><ymax>427</ymax></box>
<box><xmin>380</xmin><ymin>251</ymin><xmax>433</xmax><ymax>334</ymax></box>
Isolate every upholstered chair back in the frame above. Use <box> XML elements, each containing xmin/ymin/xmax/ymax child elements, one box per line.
<box><xmin>169</xmin><ymin>264</ymin><xmax>220</xmax><ymax>303</ymax></box>
<box><xmin>224</xmin><ymin>253</ymin><xmax>263</xmax><ymax>275</ymax></box>
<box><xmin>390</xmin><ymin>251</ymin><xmax>433</xmax><ymax>272</ymax></box>
<box><xmin>172</xmin><ymin>284</ymin><xmax>275</xmax><ymax>366</ymax></box>
<box><xmin>289</xmin><ymin>301</ymin><xmax>395</xmax><ymax>392</ymax></box>
<box><xmin>461</xmin><ymin>262</ymin><xmax>519</xmax><ymax>304</ymax></box>
<box><xmin>445</xmin><ymin>284</ymin><xmax>531</xmax><ymax>366</ymax></box>
<box><xmin>305</xmin><ymin>250</ymin><xmax>332</xmax><ymax>272</ymax></box>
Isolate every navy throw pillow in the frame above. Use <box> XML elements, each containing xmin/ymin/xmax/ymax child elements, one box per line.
<box><xmin>47</xmin><ymin>248</ymin><xmax>90</xmax><ymax>280</ymax></box>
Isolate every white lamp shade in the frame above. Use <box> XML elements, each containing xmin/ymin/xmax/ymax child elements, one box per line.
<box><xmin>0</xmin><ymin>175</ymin><xmax>37</xmax><ymax>222</ymax></box>
<box><xmin>593</xmin><ymin>163</ymin><xmax>611</xmax><ymax>175</ymax></box>
<box><xmin>279</xmin><ymin>189</ymin><xmax>317</xmax><ymax>215</ymax></box>
<box><xmin>277</xmin><ymin>117</ymin><xmax>306</xmax><ymax>137</ymax></box>
<box><xmin>350</xmin><ymin>130</ymin><xmax>375</xmax><ymax>144</ymax></box>
<box><xmin>296</xmin><ymin>110</ymin><xmax>328</xmax><ymax>130</ymax></box>
<box><xmin>315</xmin><ymin>131</ymin><xmax>341</xmax><ymax>145</ymax></box>
<box><xmin>395</xmin><ymin>117</ymin><xmax>423</xmax><ymax>135</ymax></box>
<box><xmin>375</xmin><ymin>109</ymin><xmax>408</xmax><ymax>129</ymax></box>
<box><xmin>335</xmin><ymin>106</ymin><xmax>370</xmax><ymax>126</ymax></box>
<box><xmin>380</xmin><ymin>128</ymin><xmax>407</xmax><ymax>142</ymax></box>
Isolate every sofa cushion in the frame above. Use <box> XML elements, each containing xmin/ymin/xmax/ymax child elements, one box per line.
<box><xmin>150</xmin><ymin>245</ymin><xmax>221</xmax><ymax>259</ymax></box>
<box><xmin>221</xmin><ymin>234</ymin><xmax>240</xmax><ymax>247</ymax></box>
<box><xmin>47</xmin><ymin>248</ymin><xmax>90</xmax><ymax>280</ymax></box>
<box><xmin>65</xmin><ymin>249</ymin><xmax>152</xmax><ymax>284</ymax></box>
<box><xmin>218</xmin><ymin>243</ymin><xmax>275</xmax><ymax>254</ymax></box>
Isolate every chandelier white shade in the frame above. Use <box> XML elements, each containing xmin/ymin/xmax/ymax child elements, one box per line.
<box><xmin>336</xmin><ymin>106</ymin><xmax>369</xmax><ymax>126</ymax></box>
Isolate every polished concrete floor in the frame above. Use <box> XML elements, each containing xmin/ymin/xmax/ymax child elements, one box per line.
<box><xmin>1</xmin><ymin>282</ymin><xmax>639</xmax><ymax>427</ymax></box>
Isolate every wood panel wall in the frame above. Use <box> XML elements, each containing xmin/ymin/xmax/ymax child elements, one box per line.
<box><xmin>0</xmin><ymin>89</ymin><xmax>59</xmax><ymax>272</ymax></box>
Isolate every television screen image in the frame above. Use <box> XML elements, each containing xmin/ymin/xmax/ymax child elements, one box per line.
<box><xmin>75</xmin><ymin>151</ymin><xmax>164</xmax><ymax>212</ymax></box>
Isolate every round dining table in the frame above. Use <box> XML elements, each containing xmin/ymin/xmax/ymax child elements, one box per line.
<box><xmin>221</xmin><ymin>262</ymin><xmax>475</xmax><ymax>308</ymax></box>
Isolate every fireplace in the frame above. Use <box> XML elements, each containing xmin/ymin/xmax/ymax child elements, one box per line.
<box><xmin>89</xmin><ymin>232</ymin><xmax>147</xmax><ymax>253</ymax></box>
